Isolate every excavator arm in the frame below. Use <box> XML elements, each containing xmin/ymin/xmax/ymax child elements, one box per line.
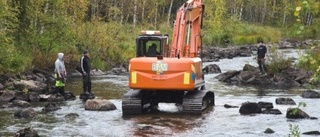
<box><xmin>170</xmin><ymin>0</ymin><xmax>204</xmax><ymax>58</ymax></box>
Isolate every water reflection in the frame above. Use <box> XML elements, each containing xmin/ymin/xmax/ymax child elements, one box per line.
<box><xmin>65</xmin><ymin>76</ymin><xmax>128</xmax><ymax>99</ymax></box>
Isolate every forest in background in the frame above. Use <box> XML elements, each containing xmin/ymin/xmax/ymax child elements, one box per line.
<box><xmin>0</xmin><ymin>0</ymin><xmax>319</xmax><ymax>75</ymax></box>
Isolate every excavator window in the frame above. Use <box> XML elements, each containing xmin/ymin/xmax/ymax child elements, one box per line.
<box><xmin>136</xmin><ymin>37</ymin><xmax>163</xmax><ymax>57</ymax></box>
<box><xmin>146</xmin><ymin>43</ymin><xmax>160</xmax><ymax>57</ymax></box>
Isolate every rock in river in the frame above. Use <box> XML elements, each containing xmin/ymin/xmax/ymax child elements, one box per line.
<box><xmin>85</xmin><ymin>99</ymin><xmax>117</xmax><ymax>111</ymax></box>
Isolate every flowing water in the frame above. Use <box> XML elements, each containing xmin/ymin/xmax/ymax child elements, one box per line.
<box><xmin>1</xmin><ymin>49</ymin><xmax>319</xmax><ymax>137</ymax></box>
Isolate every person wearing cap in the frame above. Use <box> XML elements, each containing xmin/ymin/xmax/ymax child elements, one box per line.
<box><xmin>80</xmin><ymin>50</ymin><xmax>92</xmax><ymax>95</ymax></box>
<box><xmin>256</xmin><ymin>40</ymin><xmax>267</xmax><ymax>75</ymax></box>
<box><xmin>54</xmin><ymin>52</ymin><xmax>67</xmax><ymax>95</ymax></box>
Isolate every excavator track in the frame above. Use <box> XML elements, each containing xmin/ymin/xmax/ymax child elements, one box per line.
<box><xmin>182</xmin><ymin>90</ymin><xmax>215</xmax><ymax>114</ymax></box>
<box><xmin>122</xmin><ymin>90</ymin><xmax>150</xmax><ymax>115</ymax></box>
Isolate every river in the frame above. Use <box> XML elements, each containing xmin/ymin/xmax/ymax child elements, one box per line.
<box><xmin>1</xmin><ymin>49</ymin><xmax>319</xmax><ymax>137</ymax></box>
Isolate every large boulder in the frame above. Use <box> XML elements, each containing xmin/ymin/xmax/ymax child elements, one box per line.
<box><xmin>11</xmin><ymin>100</ymin><xmax>31</xmax><ymax>108</ymax></box>
<box><xmin>215</xmin><ymin>70</ymin><xmax>240</xmax><ymax>82</ymax></box>
<box><xmin>15</xmin><ymin>80</ymin><xmax>48</xmax><ymax>93</ymax></box>
<box><xmin>14</xmin><ymin>107</ymin><xmax>37</xmax><ymax>119</ymax></box>
<box><xmin>28</xmin><ymin>92</ymin><xmax>40</xmax><ymax>102</ymax></box>
<box><xmin>85</xmin><ymin>99</ymin><xmax>117</xmax><ymax>111</ymax></box>
<box><xmin>258</xmin><ymin>101</ymin><xmax>273</xmax><ymax>109</ymax></box>
<box><xmin>0</xmin><ymin>90</ymin><xmax>15</xmax><ymax>102</ymax></box>
<box><xmin>243</xmin><ymin>64</ymin><xmax>256</xmax><ymax>71</ymax></box>
<box><xmin>239</xmin><ymin>102</ymin><xmax>262</xmax><ymax>115</ymax></box>
<box><xmin>301</xmin><ymin>90</ymin><xmax>320</xmax><ymax>98</ymax></box>
<box><xmin>262</xmin><ymin>109</ymin><xmax>282</xmax><ymax>115</ymax></box>
<box><xmin>203</xmin><ymin>64</ymin><xmax>221</xmax><ymax>74</ymax></box>
<box><xmin>286</xmin><ymin>108</ymin><xmax>310</xmax><ymax>119</ymax></box>
<box><xmin>0</xmin><ymin>83</ymin><xmax>4</xmax><ymax>90</ymax></box>
<box><xmin>216</xmin><ymin>66</ymin><xmax>312</xmax><ymax>89</ymax></box>
<box><xmin>42</xmin><ymin>103</ymin><xmax>61</xmax><ymax>113</ymax></box>
<box><xmin>15</xmin><ymin>91</ymin><xmax>29</xmax><ymax>101</ymax></box>
<box><xmin>15</xmin><ymin>127</ymin><xmax>39</xmax><ymax>137</ymax></box>
<box><xmin>275</xmin><ymin>97</ymin><xmax>296</xmax><ymax>105</ymax></box>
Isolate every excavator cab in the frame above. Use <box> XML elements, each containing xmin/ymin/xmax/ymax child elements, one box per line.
<box><xmin>136</xmin><ymin>31</ymin><xmax>169</xmax><ymax>57</ymax></box>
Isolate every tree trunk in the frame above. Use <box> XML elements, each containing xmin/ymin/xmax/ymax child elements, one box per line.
<box><xmin>133</xmin><ymin>0</ymin><xmax>137</xmax><ymax>27</ymax></box>
<box><xmin>282</xmin><ymin>14</ymin><xmax>286</xmax><ymax>26</ymax></box>
<box><xmin>120</xmin><ymin>1</ymin><xmax>124</xmax><ymax>24</ymax></box>
<box><xmin>154</xmin><ymin>3</ymin><xmax>158</xmax><ymax>28</ymax></box>
<box><xmin>261</xmin><ymin>0</ymin><xmax>267</xmax><ymax>24</ymax></box>
<box><xmin>167</xmin><ymin>0</ymin><xmax>174</xmax><ymax>24</ymax></box>
<box><xmin>239</xmin><ymin>4</ymin><xmax>243</xmax><ymax>21</ymax></box>
<box><xmin>142</xmin><ymin>0</ymin><xmax>145</xmax><ymax>22</ymax></box>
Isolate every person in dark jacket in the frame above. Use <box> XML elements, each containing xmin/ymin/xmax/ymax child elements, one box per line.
<box><xmin>80</xmin><ymin>50</ymin><xmax>93</xmax><ymax>96</ymax></box>
<box><xmin>256</xmin><ymin>40</ymin><xmax>267</xmax><ymax>74</ymax></box>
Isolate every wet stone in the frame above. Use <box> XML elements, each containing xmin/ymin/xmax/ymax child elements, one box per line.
<box><xmin>14</xmin><ymin>107</ymin><xmax>37</xmax><ymax>119</ymax></box>
<box><xmin>275</xmin><ymin>98</ymin><xmax>296</xmax><ymax>105</ymax></box>
<box><xmin>12</xmin><ymin>100</ymin><xmax>31</xmax><ymax>108</ymax></box>
<box><xmin>15</xmin><ymin>91</ymin><xmax>29</xmax><ymax>101</ymax></box>
<box><xmin>262</xmin><ymin>108</ymin><xmax>282</xmax><ymax>115</ymax></box>
<box><xmin>258</xmin><ymin>101</ymin><xmax>273</xmax><ymax>109</ymax></box>
<box><xmin>264</xmin><ymin>128</ymin><xmax>275</xmax><ymax>134</ymax></box>
<box><xmin>85</xmin><ymin>99</ymin><xmax>116</xmax><ymax>111</ymax></box>
<box><xmin>301</xmin><ymin>90</ymin><xmax>320</xmax><ymax>98</ymax></box>
<box><xmin>139</xmin><ymin>125</ymin><xmax>153</xmax><ymax>131</ymax></box>
<box><xmin>0</xmin><ymin>90</ymin><xmax>15</xmax><ymax>102</ymax></box>
<box><xmin>286</xmin><ymin>108</ymin><xmax>310</xmax><ymax>119</ymax></box>
<box><xmin>42</xmin><ymin>103</ymin><xmax>61</xmax><ymax>113</ymax></box>
<box><xmin>64</xmin><ymin>91</ymin><xmax>76</xmax><ymax>101</ymax></box>
<box><xmin>15</xmin><ymin>127</ymin><xmax>39</xmax><ymax>137</ymax></box>
<box><xmin>28</xmin><ymin>92</ymin><xmax>40</xmax><ymax>102</ymax></box>
<box><xmin>302</xmin><ymin>131</ymin><xmax>320</xmax><ymax>135</ymax></box>
<box><xmin>224</xmin><ymin>104</ymin><xmax>239</xmax><ymax>108</ymax></box>
<box><xmin>65</xmin><ymin>113</ymin><xmax>79</xmax><ymax>118</ymax></box>
<box><xmin>239</xmin><ymin>102</ymin><xmax>262</xmax><ymax>115</ymax></box>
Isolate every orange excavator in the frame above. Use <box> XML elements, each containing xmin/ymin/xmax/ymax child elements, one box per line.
<box><xmin>122</xmin><ymin>0</ymin><xmax>214</xmax><ymax>115</ymax></box>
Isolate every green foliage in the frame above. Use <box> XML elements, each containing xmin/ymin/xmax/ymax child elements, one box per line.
<box><xmin>288</xmin><ymin>102</ymin><xmax>306</xmax><ymax>137</ymax></box>
<box><xmin>289</xmin><ymin>124</ymin><xmax>301</xmax><ymax>137</ymax></box>
<box><xmin>0</xmin><ymin>44</ymin><xmax>32</xmax><ymax>75</ymax></box>
<box><xmin>75</xmin><ymin>21</ymin><xmax>137</xmax><ymax>70</ymax></box>
<box><xmin>0</xmin><ymin>0</ymin><xmax>319</xmax><ymax>74</ymax></box>
<box><xmin>266</xmin><ymin>46</ymin><xmax>293</xmax><ymax>74</ymax></box>
<box><xmin>298</xmin><ymin>43</ymin><xmax>320</xmax><ymax>84</ymax></box>
<box><xmin>203</xmin><ymin>19</ymin><xmax>281</xmax><ymax>46</ymax></box>
<box><xmin>294</xmin><ymin>0</ymin><xmax>320</xmax><ymax>84</ymax></box>
<box><xmin>291</xmin><ymin>102</ymin><xmax>307</xmax><ymax>115</ymax></box>
<box><xmin>0</xmin><ymin>0</ymin><xmax>31</xmax><ymax>75</ymax></box>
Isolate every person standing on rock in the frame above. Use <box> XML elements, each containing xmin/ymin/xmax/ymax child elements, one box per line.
<box><xmin>54</xmin><ymin>52</ymin><xmax>67</xmax><ymax>96</ymax></box>
<box><xmin>256</xmin><ymin>40</ymin><xmax>267</xmax><ymax>75</ymax></box>
<box><xmin>80</xmin><ymin>50</ymin><xmax>94</xmax><ymax>99</ymax></box>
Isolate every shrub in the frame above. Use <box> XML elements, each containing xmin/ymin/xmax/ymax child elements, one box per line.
<box><xmin>0</xmin><ymin>47</ymin><xmax>32</xmax><ymax>75</ymax></box>
<box><xmin>266</xmin><ymin>45</ymin><xmax>293</xmax><ymax>74</ymax></box>
<box><xmin>298</xmin><ymin>42</ymin><xmax>320</xmax><ymax>84</ymax></box>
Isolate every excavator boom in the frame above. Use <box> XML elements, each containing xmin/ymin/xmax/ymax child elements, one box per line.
<box><xmin>171</xmin><ymin>0</ymin><xmax>204</xmax><ymax>58</ymax></box>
